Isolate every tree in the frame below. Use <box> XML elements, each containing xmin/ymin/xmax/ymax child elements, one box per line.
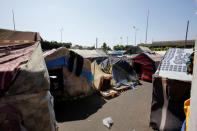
<box><xmin>101</xmin><ymin>42</ymin><xmax>111</xmax><ymax>51</ymax></box>
<box><xmin>41</xmin><ymin>40</ymin><xmax>72</xmax><ymax>50</ymax></box>
<box><xmin>113</xmin><ymin>45</ymin><xmax>126</xmax><ymax>50</ymax></box>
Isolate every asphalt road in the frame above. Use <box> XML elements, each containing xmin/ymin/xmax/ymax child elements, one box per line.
<box><xmin>55</xmin><ymin>81</ymin><xmax>154</xmax><ymax>131</ymax></box>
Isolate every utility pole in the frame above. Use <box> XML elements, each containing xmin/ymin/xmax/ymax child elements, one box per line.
<box><xmin>60</xmin><ymin>28</ymin><xmax>63</xmax><ymax>43</ymax></box>
<box><xmin>133</xmin><ymin>26</ymin><xmax>139</xmax><ymax>46</ymax></box>
<box><xmin>96</xmin><ymin>37</ymin><xmax>98</xmax><ymax>49</ymax></box>
<box><xmin>145</xmin><ymin>9</ymin><xmax>149</xmax><ymax>44</ymax></box>
<box><xmin>12</xmin><ymin>10</ymin><xmax>16</xmax><ymax>30</ymax></box>
<box><xmin>185</xmin><ymin>20</ymin><xmax>189</xmax><ymax>48</ymax></box>
<box><xmin>120</xmin><ymin>37</ymin><xmax>123</xmax><ymax>45</ymax></box>
<box><xmin>127</xmin><ymin>36</ymin><xmax>128</xmax><ymax>45</ymax></box>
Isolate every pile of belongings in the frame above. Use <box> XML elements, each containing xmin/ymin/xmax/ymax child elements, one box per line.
<box><xmin>0</xmin><ymin>29</ymin><xmax>56</xmax><ymax>131</ymax></box>
<box><xmin>44</xmin><ymin>47</ymin><xmax>95</xmax><ymax>100</ymax></box>
<box><xmin>150</xmin><ymin>48</ymin><xmax>192</xmax><ymax>131</ymax></box>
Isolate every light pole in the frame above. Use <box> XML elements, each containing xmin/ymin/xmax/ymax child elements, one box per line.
<box><xmin>145</xmin><ymin>9</ymin><xmax>149</xmax><ymax>44</ymax></box>
<box><xmin>120</xmin><ymin>37</ymin><xmax>123</xmax><ymax>45</ymax></box>
<box><xmin>60</xmin><ymin>28</ymin><xmax>63</xmax><ymax>43</ymax></box>
<box><xmin>127</xmin><ymin>36</ymin><xmax>128</xmax><ymax>45</ymax></box>
<box><xmin>12</xmin><ymin>10</ymin><xmax>16</xmax><ymax>30</ymax></box>
<box><xmin>133</xmin><ymin>26</ymin><xmax>139</xmax><ymax>46</ymax></box>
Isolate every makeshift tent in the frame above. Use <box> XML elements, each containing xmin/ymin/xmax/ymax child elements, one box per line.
<box><xmin>70</xmin><ymin>49</ymin><xmax>108</xmax><ymax>64</ymax></box>
<box><xmin>44</xmin><ymin>47</ymin><xmax>95</xmax><ymax>100</ymax></box>
<box><xmin>0</xmin><ymin>29</ymin><xmax>56</xmax><ymax>131</ymax></box>
<box><xmin>100</xmin><ymin>57</ymin><xmax>138</xmax><ymax>88</ymax></box>
<box><xmin>124</xmin><ymin>46</ymin><xmax>152</xmax><ymax>55</ymax></box>
<box><xmin>150</xmin><ymin>48</ymin><xmax>192</xmax><ymax>131</ymax></box>
<box><xmin>131</xmin><ymin>52</ymin><xmax>163</xmax><ymax>82</ymax></box>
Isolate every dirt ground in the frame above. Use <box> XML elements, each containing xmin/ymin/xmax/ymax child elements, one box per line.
<box><xmin>55</xmin><ymin>81</ymin><xmax>154</xmax><ymax>131</ymax></box>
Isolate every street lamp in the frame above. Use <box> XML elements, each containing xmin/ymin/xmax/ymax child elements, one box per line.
<box><xmin>133</xmin><ymin>26</ymin><xmax>139</xmax><ymax>46</ymax></box>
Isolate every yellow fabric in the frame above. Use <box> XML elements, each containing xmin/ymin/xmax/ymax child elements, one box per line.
<box><xmin>184</xmin><ymin>98</ymin><xmax>190</xmax><ymax>131</ymax></box>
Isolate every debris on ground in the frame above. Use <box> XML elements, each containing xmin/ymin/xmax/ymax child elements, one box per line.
<box><xmin>102</xmin><ymin>117</ymin><xmax>114</xmax><ymax>129</ymax></box>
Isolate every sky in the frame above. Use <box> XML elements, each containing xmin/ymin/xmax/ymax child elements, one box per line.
<box><xmin>0</xmin><ymin>0</ymin><xmax>197</xmax><ymax>48</ymax></box>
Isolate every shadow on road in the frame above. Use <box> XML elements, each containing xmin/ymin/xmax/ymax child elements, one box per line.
<box><xmin>54</xmin><ymin>93</ymin><xmax>106</xmax><ymax>122</ymax></box>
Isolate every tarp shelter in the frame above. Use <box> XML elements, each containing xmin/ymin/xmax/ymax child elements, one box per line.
<box><xmin>70</xmin><ymin>49</ymin><xmax>108</xmax><ymax>64</ymax></box>
<box><xmin>124</xmin><ymin>46</ymin><xmax>152</xmax><ymax>55</ymax></box>
<box><xmin>0</xmin><ymin>29</ymin><xmax>56</xmax><ymax>131</ymax></box>
<box><xmin>150</xmin><ymin>48</ymin><xmax>192</xmax><ymax>131</ymax></box>
<box><xmin>100</xmin><ymin>57</ymin><xmax>138</xmax><ymax>87</ymax></box>
<box><xmin>44</xmin><ymin>47</ymin><xmax>95</xmax><ymax>100</ymax></box>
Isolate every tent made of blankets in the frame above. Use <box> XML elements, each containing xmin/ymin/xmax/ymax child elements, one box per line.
<box><xmin>150</xmin><ymin>48</ymin><xmax>192</xmax><ymax>131</ymax></box>
<box><xmin>124</xmin><ymin>46</ymin><xmax>152</xmax><ymax>55</ymax></box>
<box><xmin>0</xmin><ymin>29</ymin><xmax>56</xmax><ymax>131</ymax></box>
<box><xmin>70</xmin><ymin>49</ymin><xmax>108</xmax><ymax>64</ymax></box>
<box><xmin>131</xmin><ymin>52</ymin><xmax>162</xmax><ymax>82</ymax></box>
<box><xmin>44</xmin><ymin>47</ymin><xmax>95</xmax><ymax>100</ymax></box>
<box><xmin>100</xmin><ymin>57</ymin><xmax>138</xmax><ymax>87</ymax></box>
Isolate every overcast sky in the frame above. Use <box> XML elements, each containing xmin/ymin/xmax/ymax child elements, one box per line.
<box><xmin>1</xmin><ymin>0</ymin><xmax>197</xmax><ymax>47</ymax></box>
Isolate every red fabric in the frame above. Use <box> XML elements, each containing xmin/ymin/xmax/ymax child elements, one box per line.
<box><xmin>0</xmin><ymin>43</ymin><xmax>36</xmax><ymax>93</ymax></box>
<box><xmin>141</xmin><ymin>73</ymin><xmax>152</xmax><ymax>81</ymax></box>
<box><xmin>134</xmin><ymin>55</ymin><xmax>145</xmax><ymax>59</ymax></box>
<box><xmin>133</xmin><ymin>53</ymin><xmax>154</xmax><ymax>82</ymax></box>
<box><xmin>143</xmin><ymin>70</ymin><xmax>154</xmax><ymax>75</ymax></box>
<box><xmin>144</xmin><ymin>66</ymin><xmax>154</xmax><ymax>70</ymax></box>
<box><xmin>134</xmin><ymin>58</ymin><xmax>149</xmax><ymax>62</ymax></box>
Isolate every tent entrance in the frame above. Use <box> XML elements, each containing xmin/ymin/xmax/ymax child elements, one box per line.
<box><xmin>99</xmin><ymin>78</ymin><xmax>111</xmax><ymax>91</ymax></box>
<box><xmin>133</xmin><ymin>62</ymin><xmax>142</xmax><ymax>79</ymax></box>
<box><xmin>48</xmin><ymin>67</ymin><xmax>64</xmax><ymax>99</ymax></box>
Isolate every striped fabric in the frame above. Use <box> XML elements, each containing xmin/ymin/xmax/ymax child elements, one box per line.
<box><xmin>133</xmin><ymin>53</ymin><xmax>155</xmax><ymax>82</ymax></box>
